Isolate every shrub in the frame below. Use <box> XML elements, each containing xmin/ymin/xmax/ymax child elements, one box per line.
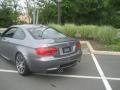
<box><xmin>77</xmin><ymin>25</ymin><xmax>98</xmax><ymax>39</ymax></box>
<box><xmin>49</xmin><ymin>24</ymin><xmax>78</xmax><ymax>37</ymax></box>
<box><xmin>107</xmin><ymin>42</ymin><xmax>120</xmax><ymax>51</ymax></box>
<box><xmin>49</xmin><ymin>24</ymin><xmax>117</xmax><ymax>44</ymax></box>
<box><xmin>49</xmin><ymin>23</ymin><xmax>63</xmax><ymax>31</ymax></box>
<box><xmin>62</xmin><ymin>24</ymin><xmax>77</xmax><ymax>37</ymax></box>
<box><xmin>96</xmin><ymin>26</ymin><xmax>117</xmax><ymax>44</ymax></box>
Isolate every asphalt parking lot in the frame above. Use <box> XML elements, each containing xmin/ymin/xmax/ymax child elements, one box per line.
<box><xmin>0</xmin><ymin>43</ymin><xmax>120</xmax><ymax>90</ymax></box>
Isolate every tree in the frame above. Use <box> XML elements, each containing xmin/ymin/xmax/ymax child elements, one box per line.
<box><xmin>35</xmin><ymin>0</ymin><xmax>105</xmax><ymax>24</ymax></box>
<box><xmin>0</xmin><ymin>0</ymin><xmax>20</xmax><ymax>27</ymax></box>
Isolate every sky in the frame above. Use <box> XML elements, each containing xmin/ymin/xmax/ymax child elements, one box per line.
<box><xmin>18</xmin><ymin>0</ymin><xmax>26</xmax><ymax>7</ymax></box>
<box><xmin>18</xmin><ymin>0</ymin><xmax>27</xmax><ymax>14</ymax></box>
<box><xmin>18</xmin><ymin>0</ymin><xmax>37</xmax><ymax>14</ymax></box>
<box><xmin>0</xmin><ymin>0</ymin><xmax>27</xmax><ymax>13</ymax></box>
<box><xmin>19</xmin><ymin>0</ymin><xmax>26</xmax><ymax>7</ymax></box>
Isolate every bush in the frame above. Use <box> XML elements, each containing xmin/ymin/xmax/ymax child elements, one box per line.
<box><xmin>49</xmin><ymin>24</ymin><xmax>78</xmax><ymax>37</ymax></box>
<box><xmin>62</xmin><ymin>24</ymin><xmax>77</xmax><ymax>37</ymax></box>
<box><xmin>96</xmin><ymin>26</ymin><xmax>117</xmax><ymax>44</ymax></box>
<box><xmin>49</xmin><ymin>24</ymin><xmax>117</xmax><ymax>44</ymax></box>
<box><xmin>77</xmin><ymin>25</ymin><xmax>98</xmax><ymax>39</ymax></box>
<box><xmin>107</xmin><ymin>42</ymin><xmax>120</xmax><ymax>51</ymax></box>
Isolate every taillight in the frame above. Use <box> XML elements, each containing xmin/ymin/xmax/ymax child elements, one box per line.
<box><xmin>35</xmin><ymin>47</ymin><xmax>57</xmax><ymax>56</ymax></box>
<box><xmin>76</xmin><ymin>41</ymin><xmax>81</xmax><ymax>48</ymax></box>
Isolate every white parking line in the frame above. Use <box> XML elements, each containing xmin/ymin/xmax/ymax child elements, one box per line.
<box><xmin>107</xmin><ymin>77</ymin><xmax>120</xmax><ymax>81</ymax></box>
<box><xmin>0</xmin><ymin>69</ymin><xmax>101</xmax><ymax>79</ymax></box>
<box><xmin>91</xmin><ymin>54</ymin><xmax>112</xmax><ymax>90</ymax></box>
<box><xmin>0</xmin><ymin>69</ymin><xmax>17</xmax><ymax>73</ymax></box>
<box><xmin>82</xmin><ymin>41</ymin><xmax>113</xmax><ymax>89</ymax></box>
<box><xmin>0</xmin><ymin>69</ymin><xmax>120</xmax><ymax>81</ymax></box>
<box><xmin>36</xmin><ymin>73</ymin><xmax>101</xmax><ymax>80</ymax></box>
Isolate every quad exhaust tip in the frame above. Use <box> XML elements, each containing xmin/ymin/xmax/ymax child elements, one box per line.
<box><xmin>57</xmin><ymin>68</ymin><xmax>63</xmax><ymax>72</ymax></box>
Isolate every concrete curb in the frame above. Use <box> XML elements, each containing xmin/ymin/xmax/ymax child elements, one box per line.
<box><xmin>80</xmin><ymin>41</ymin><xmax>120</xmax><ymax>55</ymax></box>
<box><xmin>0</xmin><ymin>28</ymin><xmax>6</xmax><ymax>33</ymax></box>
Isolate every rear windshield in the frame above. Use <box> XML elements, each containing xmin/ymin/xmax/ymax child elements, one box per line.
<box><xmin>28</xmin><ymin>27</ymin><xmax>66</xmax><ymax>39</ymax></box>
<box><xmin>42</xmin><ymin>28</ymin><xmax>66</xmax><ymax>39</ymax></box>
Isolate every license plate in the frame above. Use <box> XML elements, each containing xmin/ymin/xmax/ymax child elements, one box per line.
<box><xmin>63</xmin><ymin>47</ymin><xmax>71</xmax><ymax>53</ymax></box>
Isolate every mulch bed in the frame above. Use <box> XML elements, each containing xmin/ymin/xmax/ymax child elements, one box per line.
<box><xmin>89</xmin><ymin>40</ymin><xmax>113</xmax><ymax>51</ymax></box>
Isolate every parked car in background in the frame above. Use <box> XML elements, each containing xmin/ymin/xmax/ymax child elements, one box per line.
<box><xmin>0</xmin><ymin>24</ymin><xmax>82</xmax><ymax>76</ymax></box>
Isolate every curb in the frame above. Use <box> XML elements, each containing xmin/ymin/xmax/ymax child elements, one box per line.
<box><xmin>80</xmin><ymin>41</ymin><xmax>120</xmax><ymax>55</ymax></box>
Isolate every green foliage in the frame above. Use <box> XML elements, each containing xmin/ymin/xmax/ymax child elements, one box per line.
<box><xmin>107</xmin><ymin>42</ymin><xmax>120</xmax><ymax>51</ymax></box>
<box><xmin>77</xmin><ymin>25</ymin><xmax>117</xmax><ymax>44</ymax></box>
<box><xmin>77</xmin><ymin>25</ymin><xmax>98</xmax><ymax>39</ymax></box>
<box><xmin>36</xmin><ymin>0</ymin><xmax>57</xmax><ymax>24</ymax></box>
<box><xmin>50</xmin><ymin>24</ymin><xmax>117</xmax><ymax>44</ymax></box>
<box><xmin>49</xmin><ymin>24</ymin><xmax>77</xmax><ymax>37</ymax></box>
<box><xmin>96</xmin><ymin>26</ymin><xmax>117</xmax><ymax>44</ymax></box>
<box><xmin>1</xmin><ymin>0</ymin><xmax>120</xmax><ymax>28</ymax></box>
<box><xmin>0</xmin><ymin>0</ymin><xmax>20</xmax><ymax>27</ymax></box>
<box><xmin>62</xmin><ymin>24</ymin><xmax>77</xmax><ymax>37</ymax></box>
<box><xmin>0</xmin><ymin>8</ymin><xmax>13</xmax><ymax>27</ymax></box>
<box><xmin>37</xmin><ymin>0</ymin><xmax>120</xmax><ymax>28</ymax></box>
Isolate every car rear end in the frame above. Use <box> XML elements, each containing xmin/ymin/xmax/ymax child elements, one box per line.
<box><xmin>28</xmin><ymin>39</ymin><xmax>82</xmax><ymax>73</ymax></box>
<box><xmin>26</xmin><ymin>27</ymin><xmax>82</xmax><ymax>73</ymax></box>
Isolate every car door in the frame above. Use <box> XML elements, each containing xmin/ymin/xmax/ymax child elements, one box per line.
<box><xmin>0</xmin><ymin>27</ymin><xmax>17</xmax><ymax>60</ymax></box>
<box><xmin>7</xmin><ymin>27</ymin><xmax>26</xmax><ymax>62</ymax></box>
<box><xmin>0</xmin><ymin>32</ymin><xmax>4</xmax><ymax>55</ymax></box>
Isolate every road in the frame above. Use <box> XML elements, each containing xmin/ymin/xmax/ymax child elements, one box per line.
<box><xmin>0</xmin><ymin>43</ymin><xmax>120</xmax><ymax>90</ymax></box>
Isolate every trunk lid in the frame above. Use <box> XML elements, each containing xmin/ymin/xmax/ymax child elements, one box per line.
<box><xmin>46</xmin><ymin>37</ymin><xmax>78</xmax><ymax>57</ymax></box>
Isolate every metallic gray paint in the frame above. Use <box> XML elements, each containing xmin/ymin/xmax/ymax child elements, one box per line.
<box><xmin>0</xmin><ymin>25</ymin><xmax>82</xmax><ymax>73</ymax></box>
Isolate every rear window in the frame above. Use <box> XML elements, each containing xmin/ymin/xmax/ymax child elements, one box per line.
<box><xmin>28</xmin><ymin>27</ymin><xmax>66</xmax><ymax>39</ymax></box>
<box><xmin>42</xmin><ymin>28</ymin><xmax>66</xmax><ymax>39</ymax></box>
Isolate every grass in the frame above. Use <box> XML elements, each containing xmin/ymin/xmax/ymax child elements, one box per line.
<box><xmin>49</xmin><ymin>24</ymin><xmax>117</xmax><ymax>43</ymax></box>
<box><xmin>96</xmin><ymin>26</ymin><xmax>117</xmax><ymax>44</ymax></box>
<box><xmin>107</xmin><ymin>42</ymin><xmax>120</xmax><ymax>51</ymax></box>
<box><xmin>77</xmin><ymin>25</ymin><xmax>98</xmax><ymax>39</ymax></box>
<box><xmin>49</xmin><ymin>24</ymin><xmax>77</xmax><ymax>37</ymax></box>
<box><xmin>49</xmin><ymin>24</ymin><xmax>119</xmax><ymax>51</ymax></box>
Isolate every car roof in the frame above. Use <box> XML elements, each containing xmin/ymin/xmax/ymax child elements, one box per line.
<box><xmin>10</xmin><ymin>24</ymin><xmax>48</xmax><ymax>29</ymax></box>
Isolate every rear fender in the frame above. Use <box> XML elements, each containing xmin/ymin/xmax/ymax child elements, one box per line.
<box><xmin>15</xmin><ymin>46</ymin><xmax>34</xmax><ymax>67</ymax></box>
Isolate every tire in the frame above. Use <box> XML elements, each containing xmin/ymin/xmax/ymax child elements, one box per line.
<box><xmin>15</xmin><ymin>53</ymin><xmax>31</xmax><ymax>76</ymax></box>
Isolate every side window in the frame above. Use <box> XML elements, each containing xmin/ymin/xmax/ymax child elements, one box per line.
<box><xmin>13</xmin><ymin>28</ymin><xmax>25</xmax><ymax>40</ymax></box>
<box><xmin>3</xmin><ymin>28</ymin><xmax>17</xmax><ymax>38</ymax></box>
<box><xmin>28</xmin><ymin>27</ymin><xmax>44</xmax><ymax>39</ymax></box>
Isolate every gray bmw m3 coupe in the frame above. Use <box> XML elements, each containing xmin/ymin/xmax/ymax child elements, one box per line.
<box><xmin>0</xmin><ymin>24</ymin><xmax>82</xmax><ymax>75</ymax></box>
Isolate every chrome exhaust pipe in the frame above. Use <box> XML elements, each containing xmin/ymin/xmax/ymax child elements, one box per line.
<box><xmin>57</xmin><ymin>68</ymin><xmax>63</xmax><ymax>72</ymax></box>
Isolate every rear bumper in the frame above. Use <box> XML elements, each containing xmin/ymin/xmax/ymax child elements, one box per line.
<box><xmin>28</xmin><ymin>50</ymin><xmax>82</xmax><ymax>73</ymax></box>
